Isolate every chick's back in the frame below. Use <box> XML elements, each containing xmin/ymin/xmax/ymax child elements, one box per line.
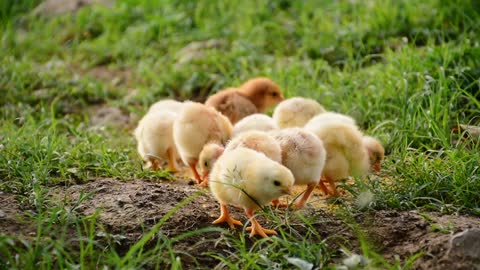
<box><xmin>205</xmin><ymin>88</ymin><xmax>257</xmax><ymax>124</ymax></box>
<box><xmin>173</xmin><ymin>102</ymin><xmax>232</xmax><ymax>165</ymax></box>
<box><xmin>305</xmin><ymin>122</ymin><xmax>369</xmax><ymax>179</ymax></box>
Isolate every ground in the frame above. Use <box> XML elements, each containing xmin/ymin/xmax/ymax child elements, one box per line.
<box><xmin>2</xmin><ymin>177</ymin><xmax>479</xmax><ymax>269</ymax></box>
<box><xmin>1</xmin><ymin>0</ymin><xmax>479</xmax><ymax>269</ymax></box>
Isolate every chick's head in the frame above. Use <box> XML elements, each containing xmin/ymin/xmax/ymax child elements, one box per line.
<box><xmin>239</xmin><ymin>77</ymin><xmax>284</xmax><ymax>112</ymax></box>
<box><xmin>244</xmin><ymin>160</ymin><xmax>294</xmax><ymax>206</ymax></box>
<box><xmin>199</xmin><ymin>143</ymin><xmax>225</xmax><ymax>180</ymax></box>
<box><xmin>363</xmin><ymin>136</ymin><xmax>385</xmax><ymax>172</ymax></box>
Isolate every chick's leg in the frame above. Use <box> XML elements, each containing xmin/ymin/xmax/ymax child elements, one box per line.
<box><xmin>166</xmin><ymin>147</ymin><xmax>179</xmax><ymax>173</ymax></box>
<box><xmin>295</xmin><ymin>183</ymin><xmax>316</xmax><ymax>209</ymax></box>
<box><xmin>188</xmin><ymin>161</ymin><xmax>202</xmax><ymax>184</ymax></box>
<box><xmin>198</xmin><ymin>176</ymin><xmax>209</xmax><ymax>187</ymax></box>
<box><xmin>212</xmin><ymin>204</ymin><xmax>242</xmax><ymax>229</ymax></box>
<box><xmin>150</xmin><ymin>158</ymin><xmax>160</xmax><ymax>171</ymax></box>
<box><xmin>245</xmin><ymin>208</ymin><xmax>277</xmax><ymax>238</ymax></box>
<box><xmin>325</xmin><ymin>177</ymin><xmax>339</xmax><ymax>196</ymax></box>
<box><xmin>318</xmin><ymin>177</ymin><xmax>330</xmax><ymax>195</ymax></box>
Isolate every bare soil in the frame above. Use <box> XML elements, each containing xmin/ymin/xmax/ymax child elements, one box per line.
<box><xmin>1</xmin><ymin>178</ymin><xmax>479</xmax><ymax>269</ymax></box>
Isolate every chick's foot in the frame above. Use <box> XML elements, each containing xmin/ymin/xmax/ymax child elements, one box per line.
<box><xmin>213</xmin><ymin>204</ymin><xmax>243</xmax><ymax>229</ymax></box>
<box><xmin>245</xmin><ymin>208</ymin><xmax>277</xmax><ymax>238</ymax></box>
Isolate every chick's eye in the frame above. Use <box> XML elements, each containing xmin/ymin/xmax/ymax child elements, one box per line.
<box><xmin>272</xmin><ymin>92</ymin><xmax>278</xmax><ymax>97</ymax></box>
<box><xmin>204</xmin><ymin>161</ymin><xmax>208</xmax><ymax>167</ymax></box>
<box><xmin>273</xmin><ymin>180</ymin><xmax>281</xmax><ymax>186</ymax></box>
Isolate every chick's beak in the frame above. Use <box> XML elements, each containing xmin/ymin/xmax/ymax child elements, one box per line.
<box><xmin>281</xmin><ymin>186</ymin><xmax>292</xmax><ymax>195</ymax></box>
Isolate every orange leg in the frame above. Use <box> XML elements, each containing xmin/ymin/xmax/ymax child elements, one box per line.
<box><xmin>245</xmin><ymin>208</ymin><xmax>277</xmax><ymax>238</ymax></box>
<box><xmin>295</xmin><ymin>183</ymin><xmax>316</xmax><ymax>209</ymax></box>
<box><xmin>166</xmin><ymin>147</ymin><xmax>178</xmax><ymax>172</ymax></box>
<box><xmin>325</xmin><ymin>177</ymin><xmax>339</xmax><ymax>196</ymax></box>
<box><xmin>198</xmin><ymin>176</ymin><xmax>209</xmax><ymax>187</ymax></box>
<box><xmin>189</xmin><ymin>162</ymin><xmax>202</xmax><ymax>184</ymax></box>
<box><xmin>150</xmin><ymin>158</ymin><xmax>160</xmax><ymax>171</ymax></box>
<box><xmin>318</xmin><ymin>178</ymin><xmax>329</xmax><ymax>195</ymax></box>
<box><xmin>212</xmin><ymin>204</ymin><xmax>242</xmax><ymax>229</ymax></box>
<box><xmin>271</xmin><ymin>198</ymin><xmax>288</xmax><ymax>208</ymax></box>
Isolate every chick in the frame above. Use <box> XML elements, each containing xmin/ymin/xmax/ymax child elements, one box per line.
<box><xmin>210</xmin><ymin>147</ymin><xmax>294</xmax><ymax>238</ymax></box>
<box><xmin>173</xmin><ymin>102</ymin><xmax>233</xmax><ymax>184</ymax></box>
<box><xmin>304</xmin><ymin>121</ymin><xmax>369</xmax><ymax>196</ymax></box>
<box><xmin>272</xmin><ymin>97</ymin><xmax>326</xmax><ymax>128</ymax></box>
<box><xmin>232</xmin><ymin>114</ymin><xmax>277</xmax><ymax>137</ymax></box>
<box><xmin>148</xmin><ymin>99</ymin><xmax>184</xmax><ymax>114</ymax></box>
<box><xmin>270</xmin><ymin>128</ymin><xmax>326</xmax><ymax>208</ymax></box>
<box><xmin>205</xmin><ymin>88</ymin><xmax>257</xmax><ymax>124</ymax></box>
<box><xmin>305</xmin><ymin>111</ymin><xmax>356</xmax><ymax>127</ymax></box>
<box><xmin>205</xmin><ymin>77</ymin><xmax>284</xmax><ymax>124</ymax></box>
<box><xmin>236</xmin><ymin>77</ymin><xmax>284</xmax><ymax>113</ymax></box>
<box><xmin>134</xmin><ymin>110</ymin><xmax>179</xmax><ymax>172</ymax></box>
<box><xmin>363</xmin><ymin>136</ymin><xmax>385</xmax><ymax>173</ymax></box>
<box><xmin>199</xmin><ymin>131</ymin><xmax>282</xmax><ymax>187</ymax></box>
<box><xmin>198</xmin><ymin>143</ymin><xmax>225</xmax><ymax>187</ymax></box>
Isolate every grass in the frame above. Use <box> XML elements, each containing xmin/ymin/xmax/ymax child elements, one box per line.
<box><xmin>1</xmin><ymin>0</ymin><xmax>479</xmax><ymax>268</ymax></box>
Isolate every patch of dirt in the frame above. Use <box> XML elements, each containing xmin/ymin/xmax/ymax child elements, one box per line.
<box><xmin>32</xmin><ymin>0</ymin><xmax>114</xmax><ymax>16</ymax></box>
<box><xmin>86</xmin><ymin>66</ymin><xmax>134</xmax><ymax>87</ymax></box>
<box><xmin>0</xmin><ymin>192</ymin><xmax>35</xmax><ymax>236</ymax></box>
<box><xmin>2</xmin><ymin>178</ymin><xmax>480</xmax><ymax>269</ymax></box>
<box><xmin>89</xmin><ymin>106</ymin><xmax>132</xmax><ymax>128</ymax></box>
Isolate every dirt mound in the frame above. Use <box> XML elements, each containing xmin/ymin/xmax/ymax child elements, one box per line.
<box><xmin>2</xmin><ymin>178</ymin><xmax>480</xmax><ymax>269</ymax></box>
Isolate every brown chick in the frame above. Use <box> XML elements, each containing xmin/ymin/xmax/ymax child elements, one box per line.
<box><xmin>237</xmin><ymin>77</ymin><xmax>284</xmax><ymax>113</ymax></box>
<box><xmin>205</xmin><ymin>78</ymin><xmax>283</xmax><ymax>124</ymax></box>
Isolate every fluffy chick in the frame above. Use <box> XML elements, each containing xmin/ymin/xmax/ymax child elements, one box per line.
<box><xmin>305</xmin><ymin>111</ymin><xmax>356</xmax><ymax>127</ymax></box>
<box><xmin>363</xmin><ymin>136</ymin><xmax>385</xmax><ymax>173</ymax></box>
<box><xmin>272</xmin><ymin>97</ymin><xmax>326</xmax><ymax>128</ymax></box>
<box><xmin>270</xmin><ymin>128</ymin><xmax>326</xmax><ymax>208</ymax></box>
<box><xmin>199</xmin><ymin>131</ymin><xmax>282</xmax><ymax>186</ymax></box>
<box><xmin>148</xmin><ymin>99</ymin><xmax>184</xmax><ymax>114</ymax></box>
<box><xmin>232</xmin><ymin>114</ymin><xmax>277</xmax><ymax>137</ymax></box>
<box><xmin>210</xmin><ymin>147</ymin><xmax>294</xmax><ymax>238</ymax></box>
<box><xmin>205</xmin><ymin>78</ymin><xmax>284</xmax><ymax>124</ymax></box>
<box><xmin>134</xmin><ymin>110</ymin><xmax>179</xmax><ymax>172</ymax></box>
<box><xmin>304</xmin><ymin>121</ymin><xmax>369</xmax><ymax>196</ymax></box>
<box><xmin>173</xmin><ymin>102</ymin><xmax>233</xmax><ymax>184</ymax></box>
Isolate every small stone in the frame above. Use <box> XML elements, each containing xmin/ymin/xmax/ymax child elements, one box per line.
<box><xmin>447</xmin><ymin>229</ymin><xmax>480</xmax><ymax>260</ymax></box>
<box><xmin>0</xmin><ymin>210</ymin><xmax>6</xmax><ymax>218</ymax></box>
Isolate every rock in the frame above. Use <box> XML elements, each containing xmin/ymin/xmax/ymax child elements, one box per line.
<box><xmin>32</xmin><ymin>0</ymin><xmax>115</xmax><ymax>16</ymax></box>
<box><xmin>175</xmin><ymin>39</ymin><xmax>227</xmax><ymax>65</ymax></box>
<box><xmin>90</xmin><ymin>106</ymin><xmax>130</xmax><ymax>127</ymax></box>
<box><xmin>446</xmin><ymin>229</ymin><xmax>480</xmax><ymax>261</ymax></box>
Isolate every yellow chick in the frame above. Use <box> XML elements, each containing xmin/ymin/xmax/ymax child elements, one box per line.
<box><xmin>232</xmin><ymin>114</ymin><xmax>278</xmax><ymax>137</ymax></box>
<box><xmin>209</xmin><ymin>147</ymin><xmax>294</xmax><ymax>238</ymax></box>
<box><xmin>198</xmin><ymin>143</ymin><xmax>225</xmax><ymax>186</ymax></box>
<box><xmin>205</xmin><ymin>77</ymin><xmax>284</xmax><ymax>124</ymax></box>
<box><xmin>363</xmin><ymin>136</ymin><xmax>385</xmax><ymax>173</ymax></box>
<box><xmin>304</xmin><ymin>121</ymin><xmax>369</xmax><ymax>196</ymax></box>
<box><xmin>147</xmin><ymin>99</ymin><xmax>184</xmax><ymax>114</ymax></box>
<box><xmin>134</xmin><ymin>110</ymin><xmax>179</xmax><ymax>172</ymax></box>
<box><xmin>272</xmin><ymin>97</ymin><xmax>326</xmax><ymax>128</ymax></box>
<box><xmin>305</xmin><ymin>111</ymin><xmax>356</xmax><ymax>127</ymax></box>
<box><xmin>269</xmin><ymin>128</ymin><xmax>326</xmax><ymax>208</ymax></box>
<box><xmin>199</xmin><ymin>130</ymin><xmax>282</xmax><ymax>187</ymax></box>
<box><xmin>173</xmin><ymin>102</ymin><xmax>233</xmax><ymax>184</ymax></box>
